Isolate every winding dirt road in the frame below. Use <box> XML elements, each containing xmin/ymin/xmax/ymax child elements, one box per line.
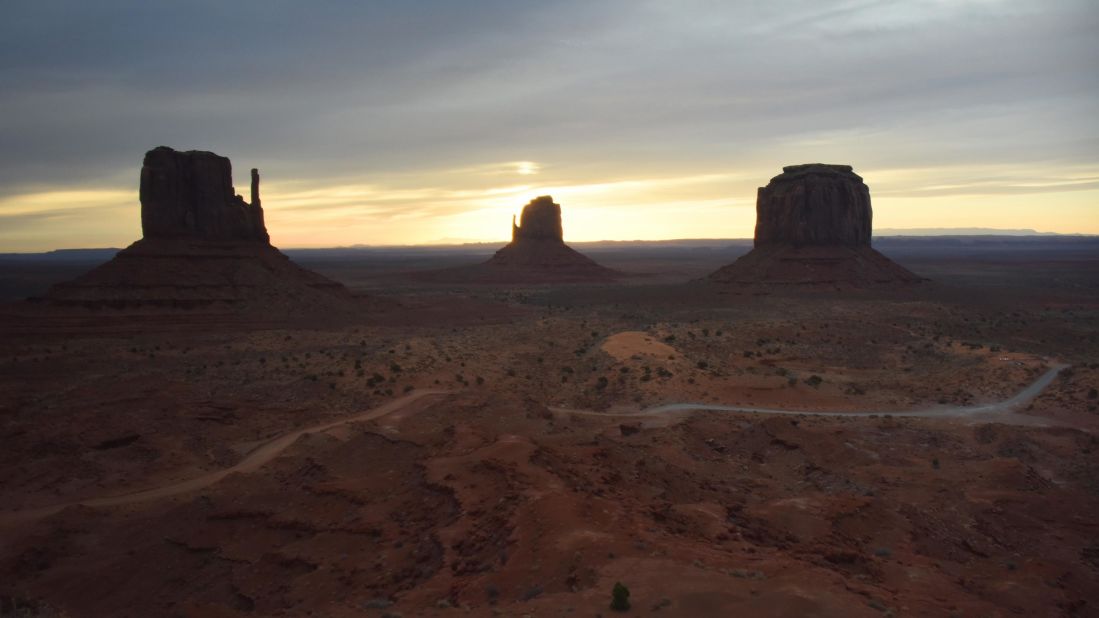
<box><xmin>552</xmin><ymin>363</ymin><xmax>1070</xmax><ymax>423</ymax></box>
<box><xmin>1</xmin><ymin>363</ymin><xmax>1071</xmax><ymax>526</ymax></box>
<box><xmin>0</xmin><ymin>389</ymin><xmax>453</xmax><ymax>526</ymax></box>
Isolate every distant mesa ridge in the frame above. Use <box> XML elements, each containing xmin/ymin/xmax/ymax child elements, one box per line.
<box><xmin>38</xmin><ymin>146</ymin><xmax>352</xmax><ymax>311</ymax></box>
<box><xmin>710</xmin><ymin>163</ymin><xmax>922</xmax><ymax>285</ymax></box>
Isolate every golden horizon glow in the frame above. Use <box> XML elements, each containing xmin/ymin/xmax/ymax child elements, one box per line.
<box><xmin>1</xmin><ymin>161</ymin><xmax>1097</xmax><ymax>252</ymax></box>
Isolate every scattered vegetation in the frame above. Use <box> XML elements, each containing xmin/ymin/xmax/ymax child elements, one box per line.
<box><xmin>610</xmin><ymin>582</ymin><xmax>631</xmax><ymax>611</ymax></box>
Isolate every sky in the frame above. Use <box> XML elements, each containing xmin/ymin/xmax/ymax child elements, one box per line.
<box><xmin>1</xmin><ymin>0</ymin><xmax>1097</xmax><ymax>251</ymax></box>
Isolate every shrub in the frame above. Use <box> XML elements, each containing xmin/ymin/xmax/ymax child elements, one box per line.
<box><xmin>610</xmin><ymin>582</ymin><xmax>631</xmax><ymax>611</ymax></box>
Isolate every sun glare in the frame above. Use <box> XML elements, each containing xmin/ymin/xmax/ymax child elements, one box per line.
<box><xmin>515</xmin><ymin>161</ymin><xmax>540</xmax><ymax>176</ymax></box>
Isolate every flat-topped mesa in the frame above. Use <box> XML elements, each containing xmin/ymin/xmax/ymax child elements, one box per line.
<box><xmin>707</xmin><ymin>164</ymin><xmax>921</xmax><ymax>285</ymax></box>
<box><xmin>755</xmin><ymin>163</ymin><xmax>871</xmax><ymax>248</ymax></box>
<box><xmin>139</xmin><ymin>146</ymin><xmax>269</xmax><ymax>243</ymax></box>
<box><xmin>512</xmin><ymin>195</ymin><xmax>564</xmax><ymax>242</ymax></box>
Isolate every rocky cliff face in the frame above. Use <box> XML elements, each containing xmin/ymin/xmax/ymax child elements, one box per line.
<box><xmin>139</xmin><ymin>146</ymin><xmax>269</xmax><ymax>243</ymax></box>
<box><xmin>754</xmin><ymin>164</ymin><xmax>871</xmax><ymax>248</ymax></box>
<box><xmin>709</xmin><ymin>164</ymin><xmax>921</xmax><ymax>285</ymax></box>
<box><xmin>512</xmin><ymin>196</ymin><xmax>564</xmax><ymax>242</ymax></box>
<box><xmin>40</xmin><ymin>146</ymin><xmax>355</xmax><ymax>312</ymax></box>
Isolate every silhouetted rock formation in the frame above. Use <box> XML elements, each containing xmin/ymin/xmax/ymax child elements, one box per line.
<box><xmin>481</xmin><ymin>196</ymin><xmax>618</xmax><ymax>281</ymax></box>
<box><xmin>755</xmin><ymin>164</ymin><xmax>871</xmax><ymax>247</ymax></box>
<box><xmin>416</xmin><ymin>196</ymin><xmax>618</xmax><ymax>283</ymax></box>
<box><xmin>40</xmin><ymin>147</ymin><xmax>354</xmax><ymax>312</ymax></box>
<box><xmin>709</xmin><ymin>164</ymin><xmax>921</xmax><ymax>285</ymax></box>
<box><xmin>140</xmin><ymin>146</ymin><xmax>269</xmax><ymax>242</ymax></box>
<box><xmin>511</xmin><ymin>195</ymin><xmax>564</xmax><ymax>241</ymax></box>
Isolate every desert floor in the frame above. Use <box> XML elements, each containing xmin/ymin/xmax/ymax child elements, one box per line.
<box><xmin>1</xmin><ymin>241</ymin><xmax>1097</xmax><ymax>617</ymax></box>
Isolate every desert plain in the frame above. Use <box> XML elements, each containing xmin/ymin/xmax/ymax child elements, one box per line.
<box><xmin>1</xmin><ymin>234</ymin><xmax>1097</xmax><ymax>618</ymax></box>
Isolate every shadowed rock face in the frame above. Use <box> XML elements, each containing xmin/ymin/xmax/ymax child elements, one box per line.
<box><xmin>140</xmin><ymin>146</ymin><xmax>268</xmax><ymax>243</ymax></box>
<box><xmin>483</xmin><ymin>195</ymin><xmax>616</xmax><ymax>280</ymax></box>
<box><xmin>709</xmin><ymin>164</ymin><xmax>921</xmax><ymax>285</ymax></box>
<box><xmin>39</xmin><ymin>147</ymin><xmax>355</xmax><ymax>312</ymax></box>
<box><xmin>417</xmin><ymin>195</ymin><xmax>617</xmax><ymax>283</ymax></box>
<box><xmin>755</xmin><ymin>164</ymin><xmax>871</xmax><ymax>248</ymax></box>
<box><xmin>512</xmin><ymin>196</ymin><xmax>564</xmax><ymax>242</ymax></box>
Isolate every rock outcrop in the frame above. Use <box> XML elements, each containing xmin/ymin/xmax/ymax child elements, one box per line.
<box><xmin>480</xmin><ymin>196</ymin><xmax>618</xmax><ymax>281</ymax></box>
<box><xmin>511</xmin><ymin>196</ymin><xmax>564</xmax><ymax>242</ymax></box>
<box><xmin>709</xmin><ymin>164</ymin><xmax>921</xmax><ymax>285</ymax></box>
<box><xmin>140</xmin><ymin>146</ymin><xmax>269</xmax><ymax>242</ymax></box>
<box><xmin>40</xmin><ymin>147</ymin><xmax>355</xmax><ymax>313</ymax></box>
<box><xmin>755</xmin><ymin>164</ymin><xmax>871</xmax><ymax>247</ymax></box>
<box><xmin>417</xmin><ymin>196</ymin><xmax>618</xmax><ymax>283</ymax></box>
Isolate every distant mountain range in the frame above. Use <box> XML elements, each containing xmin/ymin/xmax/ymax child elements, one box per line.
<box><xmin>874</xmin><ymin>228</ymin><xmax>1060</xmax><ymax>236</ymax></box>
<box><xmin>1</xmin><ymin>229</ymin><xmax>1090</xmax><ymax>258</ymax></box>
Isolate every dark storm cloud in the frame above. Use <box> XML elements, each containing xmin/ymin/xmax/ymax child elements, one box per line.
<box><xmin>1</xmin><ymin>0</ymin><xmax>1096</xmax><ymax>201</ymax></box>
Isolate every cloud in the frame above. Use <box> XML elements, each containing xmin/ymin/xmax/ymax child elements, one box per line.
<box><xmin>0</xmin><ymin>0</ymin><xmax>1097</xmax><ymax>249</ymax></box>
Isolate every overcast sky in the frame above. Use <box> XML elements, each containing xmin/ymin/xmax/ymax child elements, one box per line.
<box><xmin>1</xmin><ymin>0</ymin><xmax>1097</xmax><ymax>250</ymax></box>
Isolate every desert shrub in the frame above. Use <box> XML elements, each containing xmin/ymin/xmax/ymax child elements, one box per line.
<box><xmin>610</xmin><ymin>582</ymin><xmax>631</xmax><ymax>611</ymax></box>
<box><xmin>805</xmin><ymin>375</ymin><xmax>823</xmax><ymax>388</ymax></box>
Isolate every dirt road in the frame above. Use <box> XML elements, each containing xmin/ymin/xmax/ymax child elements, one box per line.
<box><xmin>0</xmin><ymin>389</ymin><xmax>453</xmax><ymax>526</ymax></box>
<box><xmin>553</xmin><ymin>363</ymin><xmax>1071</xmax><ymax>424</ymax></box>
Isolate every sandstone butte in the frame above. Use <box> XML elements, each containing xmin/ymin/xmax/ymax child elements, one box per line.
<box><xmin>39</xmin><ymin>146</ymin><xmax>351</xmax><ymax>312</ymax></box>
<box><xmin>709</xmin><ymin>164</ymin><xmax>922</xmax><ymax>285</ymax></box>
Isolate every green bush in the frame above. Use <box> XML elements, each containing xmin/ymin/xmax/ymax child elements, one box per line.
<box><xmin>610</xmin><ymin>582</ymin><xmax>631</xmax><ymax>611</ymax></box>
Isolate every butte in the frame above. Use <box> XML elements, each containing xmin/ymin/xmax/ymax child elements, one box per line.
<box><xmin>708</xmin><ymin>164</ymin><xmax>922</xmax><ymax>285</ymax></box>
<box><xmin>424</xmin><ymin>195</ymin><xmax>618</xmax><ymax>283</ymax></box>
<box><xmin>38</xmin><ymin>146</ymin><xmax>354</xmax><ymax>313</ymax></box>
